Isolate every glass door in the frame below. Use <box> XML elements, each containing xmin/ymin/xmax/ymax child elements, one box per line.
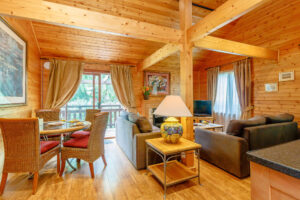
<box><xmin>61</xmin><ymin>72</ymin><xmax>122</xmax><ymax>135</ymax></box>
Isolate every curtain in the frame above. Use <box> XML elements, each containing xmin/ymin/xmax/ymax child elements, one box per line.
<box><xmin>110</xmin><ymin>65</ymin><xmax>136</xmax><ymax>113</ymax></box>
<box><xmin>44</xmin><ymin>59</ymin><xmax>83</xmax><ymax>109</ymax></box>
<box><xmin>234</xmin><ymin>58</ymin><xmax>252</xmax><ymax>119</ymax></box>
<box><xmin>207</xmin><ymin>67</ymin><xmax>219</xmax><ymax>107</ymax></box>
<box><xmin>214</xmin><ymin>72</ymin><xmax>241</xmax><ymax>129</ymax></box>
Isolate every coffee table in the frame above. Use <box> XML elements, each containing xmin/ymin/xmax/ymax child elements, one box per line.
<box><xmin>194</xmin><ymin>122</ymin><xmax>224</xmax><ymax>131</ymax></box>
<box><xmin>146</xmin><ymin>138</ymin><xmax>201</xmax><ymax>200</ymax></box>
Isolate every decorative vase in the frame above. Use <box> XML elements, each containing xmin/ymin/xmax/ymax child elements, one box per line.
<box><xmin>160</xmin><ymin>117</ymin><xmax>183</xmax><ymax>143</ymax></box>
<box><xmin>143</xmin><ymin>94</ymin><xmax>149</xmax><ymax>100</ymax></box>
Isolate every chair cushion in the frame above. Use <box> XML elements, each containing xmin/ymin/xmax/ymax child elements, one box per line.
<box><xmin>136</xmin><ymin>116</ymin><xmax>153</xmax><ymax>133</ymax></box>
<box><xmin>40</xmin><ymin>141</ymin><xmax>60</xmax><ymax>154</ymax></box>
<box><xmin>264</xmin><ymin>113</ymin><xmax>294</xmax><ymax>124</ymax></box>
<box><xmin>226</xmin><ymin>115</ymin><xmax>266</xmax><ymax>136</ymax></box>
<box><xmin>63</xmin><ymin>136</ymin><xmax>89</xmax><ymax>148</ymax></box>
<box><xmin>71</xmin><ymin>131</ymin><xmax>90</xmax><ymax>138</ymax></box>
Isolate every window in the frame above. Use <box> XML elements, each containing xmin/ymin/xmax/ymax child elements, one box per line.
<box><xmin>213</xmin><ymin>71</ymin><xmax>241</xmax><ymax>117</ymax></box>
<box><xmin>60</xmin><ymin>73</ymin><xmax>121</xmax><ymax>123</ymax></box>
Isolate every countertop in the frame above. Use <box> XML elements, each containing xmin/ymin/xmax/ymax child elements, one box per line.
<box><xmin>247</xmin><ymin>139</ymin><xmax>300</xmax><ymax>179</ymax></box>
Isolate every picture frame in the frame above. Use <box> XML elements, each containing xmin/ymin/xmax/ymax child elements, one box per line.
<box><xmin>265</xmin><ymin>83</ymin><xmax>278</xmax><ymax>92</ymax></box>
<box><xmin>144</xmin><ymin>71</ymin><xmax>170</xmax><ymax>96</ymax></box>
<box><xmin>0</xmin><ymin>17</ymin><xmax>27</xmax><ymax>107</ymax></box>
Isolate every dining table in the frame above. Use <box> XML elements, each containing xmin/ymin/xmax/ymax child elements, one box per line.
<box><xmin>40</xmin><ymin>120</ymin><xmax>91</xmax><ymax>170</ymax></box>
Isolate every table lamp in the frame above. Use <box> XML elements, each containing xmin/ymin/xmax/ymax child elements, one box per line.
<box><xmin>154</xmin><ymin>95</ymin><xmax>192</xmax><ymax>143</ymax></box>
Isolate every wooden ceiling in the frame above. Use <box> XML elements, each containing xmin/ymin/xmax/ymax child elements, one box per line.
<box><xmin>31</xmin><ymin>0</ymin><xmax>227</xmax><ymax>65</ymax></box>
<box><xmin>27</xmin><ymin>0</ymin><xmax>300</xmax><ymax>68</ymax></box>
<box><xmin>201</xmin><ymin>0</ymin><xmax>300</xmax><ymax>67</ymax></box>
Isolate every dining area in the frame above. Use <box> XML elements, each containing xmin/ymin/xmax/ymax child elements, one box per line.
<box><xmin>0</xmin><ymin>109</ymin><xmax>109</xmax><ymax>195</ymax></box>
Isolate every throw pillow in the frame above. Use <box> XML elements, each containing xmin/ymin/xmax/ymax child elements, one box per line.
<box><xmin>264</xmin><ymin>113</ymin><xmax>294</xmax><ymax>124</ymax></box>
<box><xmin>136</xmin><ymin>116</ymin><xmax>153</xmax><ymax>133</ymax></box>
<box><xmin>128</xmin><ymin>112</ymin><xmax>140</xmax><ymax>123</ymax></box>
<box><xmin>226</xmin><ymin>115</ymin><xmax>266</xmax><ymax>136</ymax></box>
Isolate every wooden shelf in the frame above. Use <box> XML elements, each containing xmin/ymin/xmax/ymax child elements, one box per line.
<box><xmin>148</xmin><ymin>160</ymin><xmax>198</xmax><ymax>186</ymax></box>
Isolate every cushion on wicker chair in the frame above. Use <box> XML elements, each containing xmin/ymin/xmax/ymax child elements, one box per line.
<box><xmin>40</xmin><ymin>141</ymin><xmax>60</xmax><ymax>154</ymax></box>
<box><xmin>71</xmin><ymin>131</ymin><xmax>90</xmax><ymax>138</ymax></box>
<box><xmin>63</xmin><ymin>136</ymin><xmax>89</xmax><ymax>148</ymax></box>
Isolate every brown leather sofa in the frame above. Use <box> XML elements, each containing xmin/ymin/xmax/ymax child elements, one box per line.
<box><xmin>195</xmin><ymin>114</ymin><xmax>299</xmax><ymax>178</ymax></box>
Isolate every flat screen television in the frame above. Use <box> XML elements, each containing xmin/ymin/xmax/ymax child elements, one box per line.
<box><xmin>194</xmin><ymin>100</ymin><xmax>212</xmax><ymax>116</ymax></box>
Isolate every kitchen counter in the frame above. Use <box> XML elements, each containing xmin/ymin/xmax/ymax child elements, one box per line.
<box><xmin>247</xmin><ymin>140</ymin><xmax>300</xmax><ymax>200</ymax></box>
<box><xmin>247</xmin><ymin>139</ymin><xmax>300</xmax><ymax>179</ymax></box>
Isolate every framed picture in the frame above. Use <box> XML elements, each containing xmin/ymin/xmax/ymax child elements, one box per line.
<box><xmin>144</xmin><ymin>71</ymin><xmax>170</xmax><ymax>96</ymax></box>
<box><xmin>265</xmin><ymin>83</ymin><xmax>278</xmax><ymax>92</ymax></box>
<box><xmin>0</xmin><ymin>18</ymin><xmax>27</xmax><ymax>107</ymax></box>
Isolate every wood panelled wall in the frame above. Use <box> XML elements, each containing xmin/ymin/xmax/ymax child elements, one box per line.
<box><xmin>195</xmin><ymin>40</ymin><xmax>300</xmax><ymax>125</ymax></box>
<box><xmin>0</xmin><ymin>17</ymin><xmax>41</xmax><ymax>118</ymax></box>
<box><xmin>194</xmin><ymin>1</ymin><xmax>300</xmax><ymax>125</ymax></box>
<box><xmin>253</xmin><ymin>41</ymin><xmax>300</xmax><ymax>123</ymax></box>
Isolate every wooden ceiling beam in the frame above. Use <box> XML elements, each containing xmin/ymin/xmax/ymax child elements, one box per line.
<box><xmin>141</xmin><ymin>35</ymin><xmax>278</xmax><ymax>70</ymax></box>
<box><xmin>0</xmin><ymin>0</ymin><xmax>182</xmax><ymax>43</ymax></box>
<box><xmin>140</xmin><ymin>43</ymin><xmax>180</xmax><ymax>70</ymax></box>
<box><xmin>188</xmin><ymin>0</ymin><xmax>272</xmax><ymax>43</ymax></box>
<box><xmin>195</xmin><ymin>36</ymin><xmax>278</xmax><ymax>60</ymax></box>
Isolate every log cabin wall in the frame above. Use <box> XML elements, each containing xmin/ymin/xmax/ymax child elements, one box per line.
<box><xmin>194</xmin><ymin>1</ymin><xmax>300</xmax><ymax>125</ymax></box>
<box><xmin>0</xmin><ymin>17</ymin><xmax>41</xmax><ymax>174</ymax></box>
<box><xmin>0</xmin><ymin>17</ymin><xmax>41</xmax><ymax>118</ymax></box>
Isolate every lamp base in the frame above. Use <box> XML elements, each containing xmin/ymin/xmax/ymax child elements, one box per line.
<box><xmin>160</xmin><ymin>117</ymin><xmax>183</xmax><ymax>144</ymax></box>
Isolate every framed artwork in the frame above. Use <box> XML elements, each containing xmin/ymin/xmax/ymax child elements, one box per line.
<box><xmin>144</xmin><ymin>71</ymin><xmax>170</xmax><ymax>96</ymax></box>
<box><xmin>0</xmin><ymin>18</ymin><xmax>27</xmax><ymax>107</ymax></box>
<box><xmin>265</xmin><ymin>83</ymin><xmax>278</xmax><ymax>92</ymax></box>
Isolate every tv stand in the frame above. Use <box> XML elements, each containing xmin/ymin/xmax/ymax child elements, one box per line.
<box><xmin>193</xmin><ymin>116</ymin><xmax>214</xmax><ymax>123</ymax></box>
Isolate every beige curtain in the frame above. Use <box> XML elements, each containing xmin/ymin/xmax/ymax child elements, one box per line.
<box><xmin>207</xmin><ymin>66</ymin><xmax>220</xmax><ymax>106</ymax></box>
<box><xmin>233</xmin><ymin>58</ymin><xmax>252</xmax><ymax>119</ymax></box>
<box><xmin>44</xmin><ymin>59</ymin><xmax>83</xmax><ymax>109</ymax></box>
<box><xmin>110</xmin><ymin>65</ymin><xmax>136</xmax><ymax>113</ymax></box>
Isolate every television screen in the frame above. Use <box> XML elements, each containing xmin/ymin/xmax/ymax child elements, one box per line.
<box><xmin>194</xmin><ymin>100</ymin><xmax>212</xmax><ymax>116</ymax></box>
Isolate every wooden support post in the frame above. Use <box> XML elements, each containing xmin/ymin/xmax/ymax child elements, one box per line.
<box><xmin>179</xmin><ymin>0</ymin><xmax>194</xmax><ymax>167</ymax></box>
<box><xmin>180</xmin><ymin>0</ymin><xmax>194</xmax><ymax>140</ymax></box>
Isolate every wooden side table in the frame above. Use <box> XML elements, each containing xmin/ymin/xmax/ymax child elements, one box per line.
<box><xmin>146</xmin><ymin>138</ymin><xmax>202</xmax><ymax>200</ymax></box>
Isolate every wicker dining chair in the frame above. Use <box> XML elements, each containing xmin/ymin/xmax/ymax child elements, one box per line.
<box><xmin>35</xmin><ymin>109</ymin><xmax>60</xmax><ymax>122</ymax></box>
<box><xmin>0</xmin><ymin>118</ymin><xmax>60</xmax><ymax>195</ymax></box>
<box><xmin>36</xmin><ymin>109</ymin><xmax>61</xmax><ymax>141</ymax></box>
<box><xmin>60</xmin><ymin>112</ymin><xmax>109</xmax><ymax>178</ymax></box>
<box><xmin>71</xmin><ymin>109</ymin><xmax>101</xmax><ymax>138</ymax></box>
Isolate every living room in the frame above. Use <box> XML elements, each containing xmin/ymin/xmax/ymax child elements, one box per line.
<box><xmin>0</xmin><ymin>0</ymin><xmax>300</xmax><ymax>199</ymax></box>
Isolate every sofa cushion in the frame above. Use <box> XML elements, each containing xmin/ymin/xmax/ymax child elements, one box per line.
<box><xmin>63</xmin><ymin>136</ymin><xmax>89</xmax><ymax>148</ymax></box>
<box><xmin>119</xmin><ymin>111</ymin><xmax>129</xmax><ymax>120</ymax></box>
<box><xmin>128</xmin><ymin>112</ymin><xmax>140</xmax><ymax>123</ymax></box>
<box><xmin>226</xmin><ymin>115</ymin><xmax>266</xmax><ymax>136</ymax></box>
<box><xmin>136</xmin><ymin>116</ymin><xmax>153</xmax><ymax>133</ymax></box>
<box><xmin>40</xmin><ymin>141</ymin><xmax>60</xmax><ymax>154</ymax></box>
<box><xmin>264</xmin><ymin>113</ymin><xmax>294</xmax><ymax>124</ymax></box>
<box><xmin>71</xmin><ymin>130</ymin><xmax>90</xmax><ymax>138</ymax></box>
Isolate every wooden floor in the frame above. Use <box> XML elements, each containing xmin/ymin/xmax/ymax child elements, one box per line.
<box><xmin>0</xmin><ymin>139</ymin><xmax>250</xmax><ymax>200</ymax></box>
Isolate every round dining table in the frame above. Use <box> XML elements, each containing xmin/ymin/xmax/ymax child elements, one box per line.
<box><xmin>40</xmin><ymin>120</ymin><xmax>91</xmax><ymax>170</ymax></box>
<box><xmin>40</xmin><ymin>121</ymin><xmax>91</xmax><ymax>136</ymax></box>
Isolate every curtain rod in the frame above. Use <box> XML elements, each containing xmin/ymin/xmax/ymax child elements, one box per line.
<box><xmin>40</xmin><ymin>57</ymin><xmax>136</xmax><ymax>67</ymax></box>
<box><xmin>205</xmin><ymin>57</ymin><xmax>251</xmax><ymax>71</ymax></box>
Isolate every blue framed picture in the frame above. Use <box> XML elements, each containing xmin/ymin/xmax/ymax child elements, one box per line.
<box><xmin>0</xmin><ymin>18</ymin><xmax>27</xmax><ymax>107</ymax></box>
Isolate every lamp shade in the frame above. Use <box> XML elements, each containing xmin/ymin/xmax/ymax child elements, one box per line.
<box><xmin>153</xmin><ymin>95</ymin><xmax>192</xmax><ymax>117</ymax></box>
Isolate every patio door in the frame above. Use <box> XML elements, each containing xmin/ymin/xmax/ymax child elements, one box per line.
<box><xmin>61</xmin><ymin>73</ymin><xmax>122</xmax><ymax>130</ymax></box>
